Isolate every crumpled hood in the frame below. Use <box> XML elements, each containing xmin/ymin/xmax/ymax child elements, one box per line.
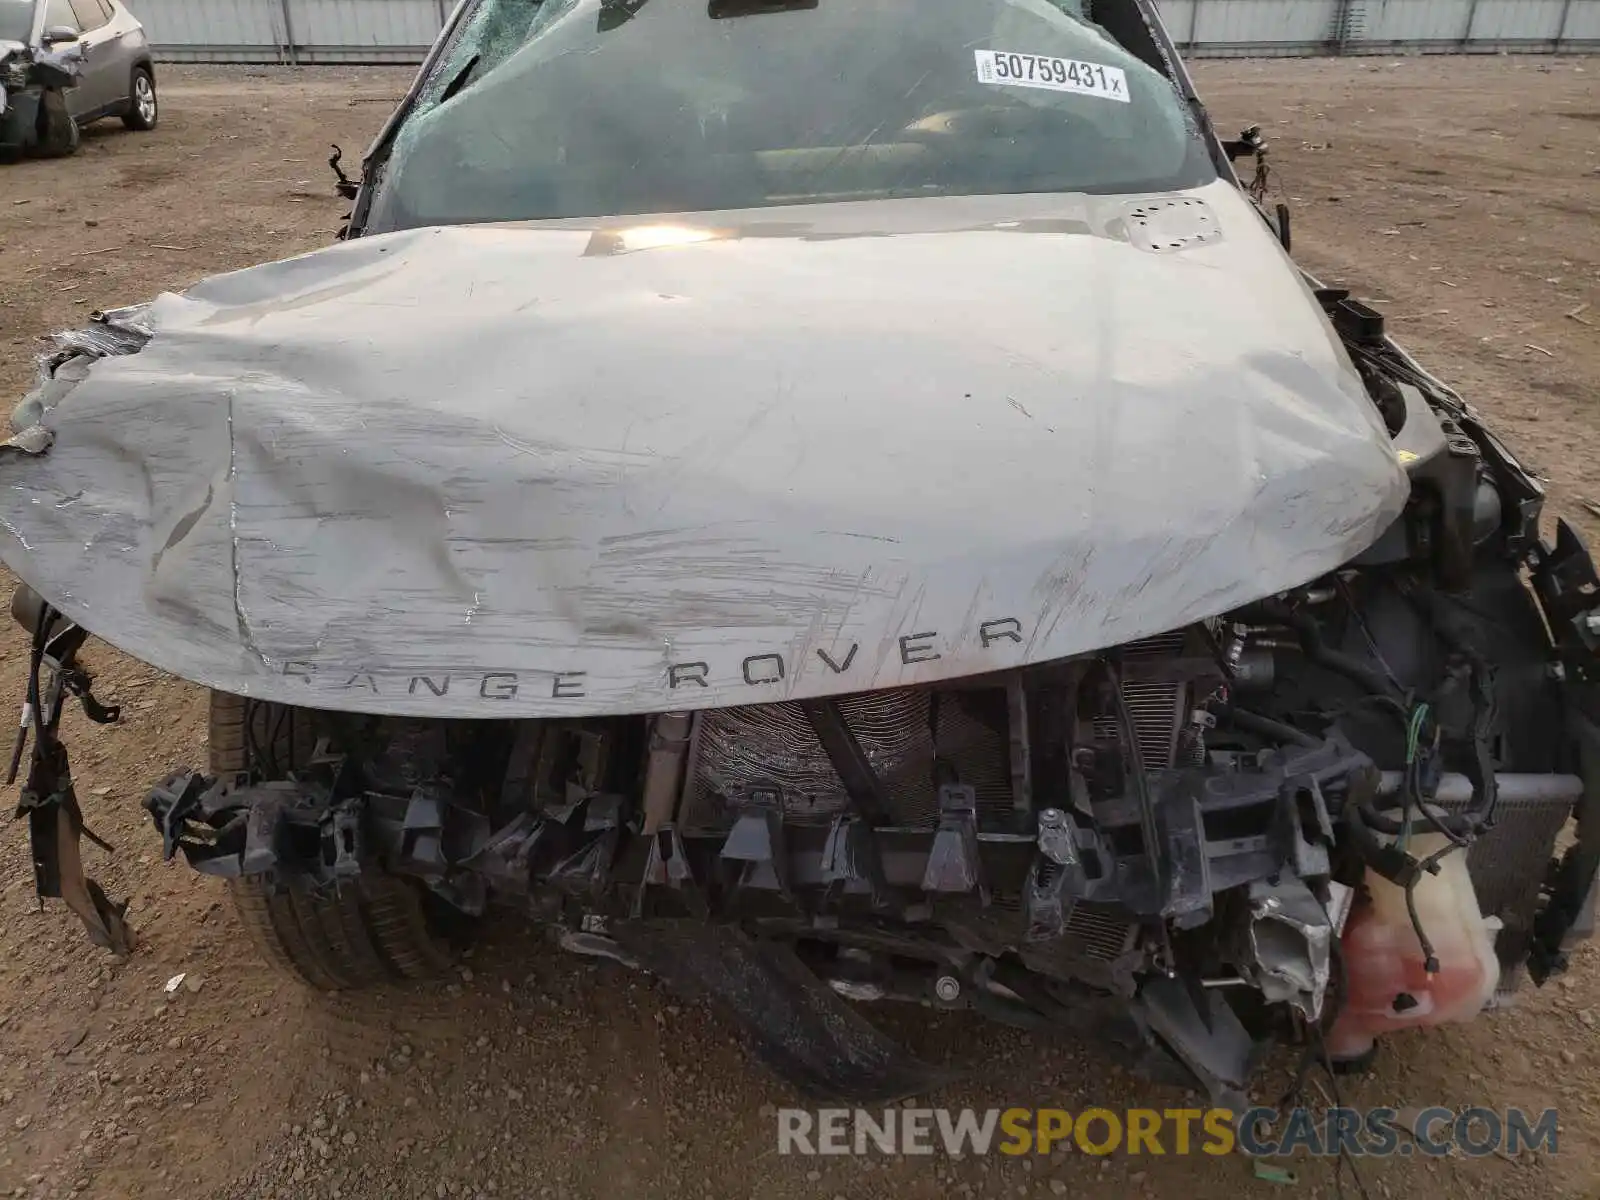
<box><xmin>0</xmin><ymin>181</ymin><xmax>1408</xmax><ymax>716</ymax></box>
<box><xmin>0</xmin><ymin>37</ymin><xmax>84</xmax><ymax>90</ymax></box>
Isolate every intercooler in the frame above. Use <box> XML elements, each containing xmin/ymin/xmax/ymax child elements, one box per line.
<box><xmin>1091</xmin><ymin>629</ymin><xmax>1197</xmax><ymax>767</ymax></box>
<box><xmin>1463</xmin><ymin>794</ymin><xmax>1573</xmax><ymax>990</ymax></box>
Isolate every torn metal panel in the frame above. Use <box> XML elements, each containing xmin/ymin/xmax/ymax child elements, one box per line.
<box><xmin>8</xmin><ymin>305</ymin><xmax>152</xmax><ymax>442</ymax></box>
<box><xmin>1242</xmin><ymin>875</ymin><xmax>1333</xmax><ymax>1020</ymax></box>
<box><xmin>0</xmin><ymin>181</ymin><xmax>1407</xmax><ymax>718</ymax></box>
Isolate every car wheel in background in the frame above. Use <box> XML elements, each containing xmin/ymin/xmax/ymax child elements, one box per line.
<box><xmin>33</xmin><ymin>87</ymin><xmax>79</xmax><ymax>157</ymax></box>
<box><xmin>122</xmin><ymin>66</ymin><xmax>157</xmax><ymax>131</ymax></box>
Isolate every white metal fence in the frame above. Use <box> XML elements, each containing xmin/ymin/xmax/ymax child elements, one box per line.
<box><xmin>1160</xmin><ymin>0</ymin><xmax>1600</xmax><ymax>53</ymax></box>
<box><xmin>136</xmin><ymin>0</ymin><xmax>449</xmax><ymax>62</ymax></box>
<box><xmin>131</xmin><ymin>0</ymin><xmax>1600</xmax><ymax>62</ymax></box>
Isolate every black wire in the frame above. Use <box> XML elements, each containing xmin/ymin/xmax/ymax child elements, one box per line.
<box><xmin>1386</xmin><ymin>579</ymin><xmax>1502</xmax><ymax>833</ymax></box>
<box><xmin>1314</xmin><ymin>1033</ymin><xmax>1375</xmax><ymax>1200</ymax></box>
<box><xmin>1359</xmin><ymin>700</ymin><xmax>1482</xmax><ymax>843</ymax></box>
<box><xmin>1402</xmin><ymin>879</ymin><xmax>1437</xmax><ymax>976</ymax></box>
<box><xmin>243</xmin><ymin>698</ymin><xmax>266</xmax><ymax>775</ymax></box>
<box><xmin>1331</xmin><ymin>693</ymin><xmax>1411</xmax><ymax>724</ymax></box>
<box><xmin>1221</xmin><ymin>705</ymin><xmax>1323</xmax><ymax>749</ymax></box>
<box><xmin>1310</xmin><ymin>898</ymin><xmax>1374</xmax><ymax>1200</ymax></box>
<box><xmin>1394</xmin><ymin>740</ymin><xmax>1438</xmax><ymax>973</ymax></box>
<box><xmin>27</xmin><ymin>607</ymin><xmax>50</xmax><ymax>751</ymax></box>
<box><xmin>265</xmin><ymin>703</ymin><xmax>289</xmax><ymax>777</ymax></box>
<box><xmin>12</xmin><ymin>606</ymin><xmax>121</xmax><ymax>862</ymax></box>
<box><xmin>1336</xmin><ymin>575</ymin><xmax>1405</xmax><ymax>697</ymax></box>
<box><xmin>1414</xmin><ymin>839</ymin><xmax>1468</xmax><ymax>972</ymax></box>
<box><xmin>6</xmin><ymin>615</ymin><xmax>49</xmax><ymax>786</ymax></box>
<box><xmin>1413</xmin><ymin>783</ymin><xmax>1474</xmax><ymax>848</ymax></box>
<box><xmin>1395</xmin><ymin>703</ymin><xmax>1474</xmax><ymax>970</ymax></box>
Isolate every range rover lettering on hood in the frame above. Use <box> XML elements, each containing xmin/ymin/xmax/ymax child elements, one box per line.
<box><xmin>0</xmin><ymin>183</ymin><xmax>1409</xmax><ymax>718</ymax></box>
<box><xmin>280</xmin><ymin>616</ymin><xmax>1027</xmax><ymax>702</ymax></box>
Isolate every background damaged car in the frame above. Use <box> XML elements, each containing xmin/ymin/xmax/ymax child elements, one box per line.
<box><xmin>0</xmin><ymin>0</ymin><xmax>156</xmax><ymax>159</ymax></box>
<box><xmin>3</xmin><ymin>0</ymin><xmax>1599</xmax><ymax>1110</ymax></box>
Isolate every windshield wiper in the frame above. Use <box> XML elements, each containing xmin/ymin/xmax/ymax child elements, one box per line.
<box><xmin>708</xmin><ymin>0</ymin><xmax>818</xmax><ymax>19</ymax></box>
<box><xmin>437</xmin><ymin>52</ymin><xmax>482</xmax><ymax>106</ymax></box>
<box><xmin>598</xmin><ymin>0</ymin><xmax>652</xmax><ymax>31</ymax></box>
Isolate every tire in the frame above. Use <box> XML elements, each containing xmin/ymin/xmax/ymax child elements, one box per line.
<box><xmin>121</xmin><ymin>66</ymin><xmax>157</xmax><ymax>132</ymax></box>
<box><xmin>208</xmin><ymin>691</ymin><xmax>456</xmax><ymax>990</ymax></box>
<box><xmin>206</xmin><ymin>689</ymin><xmax>314</xmax><ymax>779</ymax></box>
<box><xmin>33</xmin><ymin>88</ymin><xmax>79</xmax><ymax>158</ymax></box>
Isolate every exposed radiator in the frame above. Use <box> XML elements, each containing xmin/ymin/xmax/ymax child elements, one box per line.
<box><xmin>682</xmin><ymin>632</ymin><xmax>1199</xmax><ymax>832</ymax></box>
<box><xmin>682</xmin><ymin>688</ymin><xmax>1013</xmax><ymax>830</ymax></box>
<box><xmin>1461</xmin><ymin>793</ymin><xmax>1573</xmax><ymax>989</ymax></box>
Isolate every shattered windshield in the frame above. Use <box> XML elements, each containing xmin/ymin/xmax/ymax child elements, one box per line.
<box><xmin>0</xmin><ymin>0</ymin><xmax>36</xmax><ymax>43</ymax></box>
<box><xmin>365</xmin><ymin>0</ymin><xmax>1214</xmax><ymax>230</ymax></box>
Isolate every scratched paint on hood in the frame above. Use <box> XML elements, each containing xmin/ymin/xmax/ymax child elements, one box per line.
<box><xmin>0</xmin><ymin>181</ymin><xmax>1409</xmax><ymax>717</ymax></box>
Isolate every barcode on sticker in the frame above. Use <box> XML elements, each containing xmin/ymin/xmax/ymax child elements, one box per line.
<box><xmin>974</xmin><ymin>50</ymin><xmax>1129</xmax><ymax>102</ymax></box>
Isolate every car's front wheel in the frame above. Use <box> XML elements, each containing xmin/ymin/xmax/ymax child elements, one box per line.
<box><xmin>33</xmin><ymin>88</ymin><xmax>79</xmax><ymax>157</ymax></box>
<box><xmin>208</xmin><ymin>691</ymin><xmax>458</xmax><ymax>991</ymax></box>
<box><xmin>122</xmin><ymin>66</ymin><xmax>157</xmax><ymax>131</ymax></box>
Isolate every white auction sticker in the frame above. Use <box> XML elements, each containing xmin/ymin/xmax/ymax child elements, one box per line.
<box><xmin>974</xmin><ymin>49</ymin><xmax>1129</xmax><ymax>102</ymax></box>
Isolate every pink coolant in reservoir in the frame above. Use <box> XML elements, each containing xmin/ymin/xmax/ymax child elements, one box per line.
<box><xmin>1328</xmin><ymin>831</ymin><xmax>1502</xmax><ymax>1059</ymax></box>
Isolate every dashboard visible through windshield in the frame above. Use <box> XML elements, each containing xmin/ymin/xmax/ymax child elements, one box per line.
<box><xmin>364</xmin><ymin>0</ymin><xmax>1216</xmax><ymax>231</ymax></box>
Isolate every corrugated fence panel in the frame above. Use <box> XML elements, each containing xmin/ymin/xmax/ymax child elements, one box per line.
<box><xmin>1563</xmin><ymin>0</ymin><xmax>1600</xmax><ymax>37</ymax></box>
<box><xmin>137</xmin><ymin>0</ymin><xmax>1600</xmax><ymax>63</ymax></box>
<box><xmin>1191</xmin><ymin>0</ymin><xmax>1341</xmax><ymax>49</ymax></box>
<box><xmin>1399</xmin><ymin>0</ymin><xmax>1478</xmax><ymax>40</ymax></box>
<box><xmin>1358</xmin><ymin>0</ymin><xmax>1475</xmax><ymax>41</ymax></box>
<box><xmin>1173</xmin><ymin>0</ymin><xmax>1599</xmax><ymax>51</ymax></box>
<box><xmin>136</xmin><ymin>0</ymin><xmax>286</xmax><ymax>62</ymax></box>
<box><xmin>1160</xmin><ymin>0</ymin><xmax>1201</xmax><ymax>43</ymax></box>
<box><xmin>292</xmin><ymin>0</ymin><xmax>443</xmax><ymax>60</ymax></box>
<box><xmin>1469</xmin><ymin>0</ymin><xmax>1567</xmax><ymax>40</ymax></box>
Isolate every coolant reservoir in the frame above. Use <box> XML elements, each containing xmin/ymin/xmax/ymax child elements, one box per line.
<box><xmin>1328</xmin><ymin>832</ymin><xmax>1501</xmax><ymax>1059</ymax></box>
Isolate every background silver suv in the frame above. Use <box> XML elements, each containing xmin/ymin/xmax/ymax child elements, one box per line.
<box><xmin>0</xmin><ymin>0</ymin><xmax>156</xmax><ymax>158</ymax></box>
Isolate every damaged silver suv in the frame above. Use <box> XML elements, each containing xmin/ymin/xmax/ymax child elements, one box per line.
<box><xmin>4</xmin><ymin>0</ymin><xmax>1599</xmax><ymax>1108</ymax></box>
<box><xmin>0</xmin><ymin>0</ymin><xmax>156</xmax><ymax>158</ymax></box>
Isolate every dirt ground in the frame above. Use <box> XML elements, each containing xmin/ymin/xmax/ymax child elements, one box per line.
<box><xmin>0</xmin><ymin>55</ymin><xmax>1597</xmax><ymax>1200</ymax></box>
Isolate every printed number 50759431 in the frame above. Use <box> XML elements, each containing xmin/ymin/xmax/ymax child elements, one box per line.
<box><xmin>974</xmin><ymin>49</ymin><xmax>1130</xmax><ymax>103</ymax></box>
